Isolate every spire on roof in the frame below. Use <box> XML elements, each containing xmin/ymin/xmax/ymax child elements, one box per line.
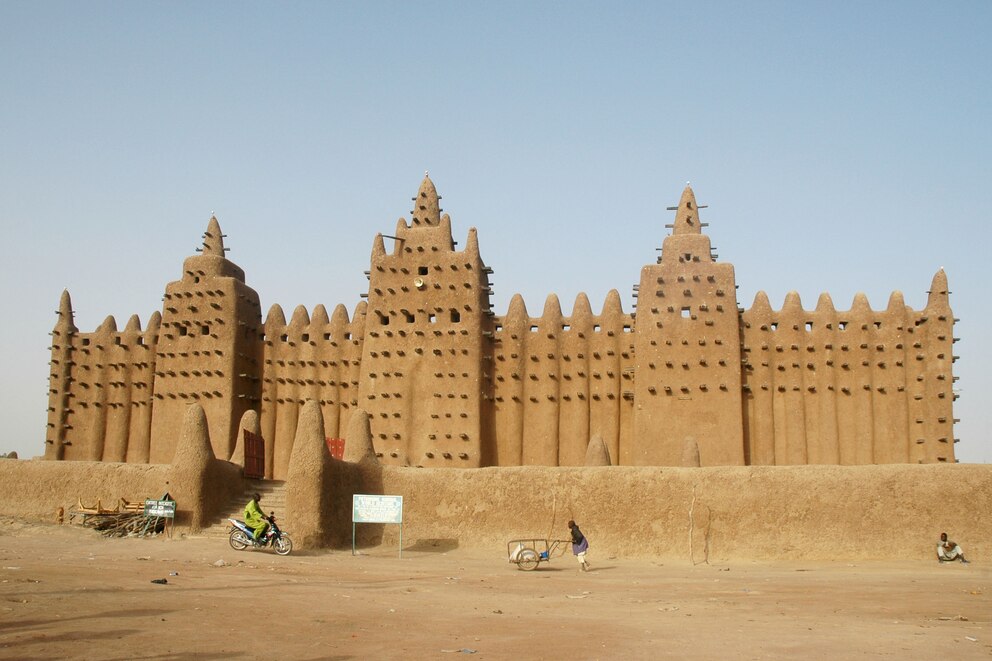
<box><xmin>927</xmin><ymin>267</ymin><xmax>950</xmax><ymax>309</ymax></box>
<box><xmin>671</xmin><ymin>185</ymin><xmax>702</xmax><ymax>235</ymax></box>
<box><xmin>202</xmin><ymin>216</ymin><xmax>225</xmax><ymax>257</ymax></box>
<box><xmin>660</xmin><ymin>184</ymin><xmax>713</xmax><ymax>265</ymax></box>
<box><xmin>411</xmin><ymin>173</ymin><xmax>441</xmax><ymax>227</ymax></box>
<box><xmin>55</xmin><ymin>289</ymin><xmax>78</xmax><ymax>333</ymax></box>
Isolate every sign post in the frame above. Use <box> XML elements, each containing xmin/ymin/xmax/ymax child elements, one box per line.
<box><xmin>352</xmin><ymin>494</ymin><xmax>403</xmax><ymax>558</ymax></box>
<box><xmin>143</xmin><ymin>498</ymin><xmax>176</xmax><ymax>538</ymax></box>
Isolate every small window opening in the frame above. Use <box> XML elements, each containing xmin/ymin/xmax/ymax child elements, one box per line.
<box><xmin>380</xmin><ymin>314</ymin><xmax>389</xmax><ymax>326</ymax></box>
<box><xmin>874</xmin><ymin>321</ymin><xmax>882</xmax><ymax>329</ymax></box>
<box><xmin>839</xmin><ymin>321</ymin><xmax>848</xmax><ymax>330</ymax></box>
<box><xmin>404</xmin><ymin>311</ymin><xmax>415</xmax><ymax>323</ymax></box>
<box><xmin>302</xmin><ymin>333</ymin><xmax>310</xmax><ymax>341</ymax></box>
<box><xmin>418</xmin><ymin>266</ymin><xmax>428</xmax><ymax>275</ymax></box>
<box><xmin>202</xmin><ymin>325</ymin><xmax>209</xmax><ymax>336</ymax></box>
<box><xmin>178</xmin><ymin>326</ymin><xmax>188</xmax><ymax>337</ymax></box>
<box><xmin>114</xmin><ymin>337</ymin><xmax>121</xmax><ymax>345</ymax></box>
<box><xmin>324</xmin><ymin>332</ymin><xmax>331</xmax><ymax>340</ymax></box>
<box><xmin>623</xmin><ymin>325</ymin><xmax>632</xmax><ymax>333</ymax></box>
<box><xmin>344</xmin><ymin>332</ymin><xmax>351</xmax><ymax>340</ymax></box>
<box><xmin>451</xmin><ymin>310</ymin><xmax>460</xmax><ymax>323</ymax></box>
<box><xmin>770</xmin><ymin>322</ymin><xmax>778</xmax><ymax>331</ymax></box>
<box><xmin>593</xmin><ymin>324</ymin><xmax>601</xmax><ymax>332</ymax></box>
<box><xmin>681</xmin><ymin>307</ymin><xmax>691</xmax><ymax>319</ymax></box>
<box><xmin>805</xmin><ymin>322</ymin><xmax>813</xmax><ymax>331</ymax></box>
<box><xmin>137</xmin><ymin>337</ymin><xmax>143</xmax><ymax>346</ymax></box>
<box><xmin>280</xmin><ymin>334</ymin><xmax>288</xmax><ymax>342</ymax></box>
<box><xmin>428</xmin><ymin>314</ymin><xmax>436</xmax><ymax>324</ymax></box>
<box><xmin>562</xmin><ymin>324</ymin><xmax>570</xmax><ymax>332</ymax></box>
<box><xmin>82</xmin><ymin>338</ymin><xmax>90</xmax><ymax>346</ymax></box>
<box><xmin>530</xmin><ymin>325</ymin><xmax>538</xmax><ymax>333</ymax></box>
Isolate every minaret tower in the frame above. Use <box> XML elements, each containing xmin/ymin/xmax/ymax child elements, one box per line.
<box><xmin>917</xmin><ymin>268</ymin><xmax>957</xmax><ymax>463</ymax></box>
<box><xmin>148</xmin><ymin>217</ymin><xmax>263</xmax><ymax>462</ymax></box>
<box><xmin>630</xmin><ymin>185</ymin><xmax>745</xmax><ymax>466</ymax></box>
<box><xmin>358</xmin><ymin>174</ymin><xmax>495</xmax><ymax>467</ymax></box>
<box><xmin>44</xmin><ymin>290</ymin><xmax>78</xmax><ymax>460</ymax></box>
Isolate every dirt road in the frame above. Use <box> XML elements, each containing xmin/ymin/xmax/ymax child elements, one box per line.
<box><xmin>0</xmin><ymin>519</ymin><xmax>988</xmax><ymax>660</ymax></box>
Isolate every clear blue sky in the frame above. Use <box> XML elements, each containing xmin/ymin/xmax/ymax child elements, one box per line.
<box><xmin>1</xmin><ymin>1</ymin><xmax>989</xmax><ymax>462</ymax></box>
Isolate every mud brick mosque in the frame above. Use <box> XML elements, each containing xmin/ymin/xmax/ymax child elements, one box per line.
<box><xmin>44</xmin><ymin>176</ymin><xmax>958</xmax><ymax>476</ymax></box>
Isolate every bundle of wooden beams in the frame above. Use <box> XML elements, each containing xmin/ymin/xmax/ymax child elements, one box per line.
<box><xmin>80</xmin><ymin>512</ymin><xmax>166</xmax><ymax>538</ymax></box>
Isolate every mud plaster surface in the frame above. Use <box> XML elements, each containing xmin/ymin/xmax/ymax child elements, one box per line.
<box><xmin>2</xmin><ymin>461</ymin><xmax>990</xmax><ymax>561</ymax></box>
<box><xmin>0</xmin><ymin>519</ymin><xmax>989</xmax><ymax>660</ymax></box>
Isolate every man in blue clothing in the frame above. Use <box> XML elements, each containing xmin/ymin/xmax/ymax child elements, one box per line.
<box><xmin>568</xmin><ymin>520</ymin><xmax>590</xmax><ymax>572</ymax></box>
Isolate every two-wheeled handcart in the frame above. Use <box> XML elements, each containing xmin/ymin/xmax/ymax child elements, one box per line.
<box><xmin>506</xmin><ymin>538</ymin><xmax>570</xmax><ymax>571</ymax></box>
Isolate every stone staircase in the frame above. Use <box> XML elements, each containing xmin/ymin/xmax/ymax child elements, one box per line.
<box><xmin>198</xmin><ymin>479</ymin><xmax>287</xmax><ymax>538</ymax></box>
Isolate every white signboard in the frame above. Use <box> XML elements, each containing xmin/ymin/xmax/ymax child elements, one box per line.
<box><xmin>144</xmin><ymin>499</ymin><xmax>176</xmax><ymax>518</ymax></box>
<box><xmin>352</xmin><ymin>494</ymin><xmax>403</xmax><ymax>524</ymax></box>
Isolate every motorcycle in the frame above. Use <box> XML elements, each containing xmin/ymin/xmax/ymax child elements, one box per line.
<box><xmin>228</xmin><ymin>513</ymin><xmax>293</xmax><ymax>556</ymax></box>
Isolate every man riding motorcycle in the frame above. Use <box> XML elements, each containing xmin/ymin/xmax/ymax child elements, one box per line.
<box><xmin>244</xmin><ymin>492</ymin><xmax>270</xmax><ymax>544</ymax></box>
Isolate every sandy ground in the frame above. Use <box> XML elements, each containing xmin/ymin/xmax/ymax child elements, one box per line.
<box><xmin>0</xmin><ymin>518</ymin><xmax>989</xmax><ymax>661</ymax></box>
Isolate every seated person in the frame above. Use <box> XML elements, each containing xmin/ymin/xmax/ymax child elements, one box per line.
<box><xmin>936</xmin><ymin>532</ymin><xmax>969</xmax><ymax>563</ymax></box>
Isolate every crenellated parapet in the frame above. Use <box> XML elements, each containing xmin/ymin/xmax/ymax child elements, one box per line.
<box><xmin>491</xmin><ymin>290</ymin><xmax>633</xmax><ymax>466</ymax></box>
<box><xmin>259</xmin><ymin>301</ymin><xmax>366</xmax><ymax>479</ymax></box>
<box><xmin>740</xmin><ymin>272</ymin><xmax>956</xmax><ymax>465</ymax></box>
<box><xmin>45</xmin><ymin>292</ymin><xmax>160</xmax><ymax>463</ymax></box>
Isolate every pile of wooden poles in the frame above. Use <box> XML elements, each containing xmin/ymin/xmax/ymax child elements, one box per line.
<box><xmin>81</xmin><ymin>512</ymin><xmax>166</xmax><ymax>537</ymax></box>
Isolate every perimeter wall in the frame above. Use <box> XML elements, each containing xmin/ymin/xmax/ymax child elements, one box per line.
<box><xmin>2</xmin><ymin>459</ymin><xmax>988</xmax><ymax>562</ymax></box>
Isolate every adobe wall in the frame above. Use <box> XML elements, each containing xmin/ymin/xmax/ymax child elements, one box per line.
<box><xmin>148</xmin><ymin>218</ymin><xmax>263</xmax><ymax>463</ymax></box>
<box><xmin>491</xmin><ymin>291</ymin><xmax>634</xmax><ymax>466</ymax></box>
<box><xmin>359</xmin><ymin>463</ymin><xmax>991</xmax><ymax>561</ymax></box>
<box><xmin>45</xmin><ymin>291</ymin><xmax>160</xmax><ymax>463</ymax></box>
<box><xmin>15</xmin><ymin>403</ymin><xmax>247</xmax><ymax>531</ymax></box>
<box><xmin>358</xmin><ymin>178</ymin><xmax>494</xmax><ymax>469</ymax></box>
<box><xmin>741</xmin><ymin>272</ymin><xmax>956</xmax><ymax>465</ymax></box>
<box><xmin>45</xmin><ymin>176</ymin><xmax>957</xmax><ymax>469</ymax></box>
<box><xmin>259</xmin><ymin>302</ymin><xmax>367</xmax><ymax>479</ymax></box>
<box><xmin>631</xmin><ymin>185</ymin><xmax>744</xmax><ymax>466</ymax></box>
<box><xmin>0</xmin><ymin>460</ymin><xmax>170</xmax><ymax>521</ymax></box>
<box><xmin>3</xmin><ymin>457</ymin><xmax>987</xmax><ymax>561</ymax></box>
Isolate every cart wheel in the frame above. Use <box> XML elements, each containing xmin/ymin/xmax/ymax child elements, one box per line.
<box><xmin>517</xmin><ymin>549</ymin><xmax>540</xmax><ymax>571</ymax></box>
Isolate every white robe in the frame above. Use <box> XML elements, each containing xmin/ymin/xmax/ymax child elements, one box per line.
<box><xmin>937</xmin><ymin>541</ymin><xmax>964</xmax><ymax>560</ymax></box>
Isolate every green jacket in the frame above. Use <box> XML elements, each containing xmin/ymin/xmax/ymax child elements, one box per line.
<box><xmin>244</xmin><ymin>499</ymin><xmax>266</xmax><ymax>526</ymax></box>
